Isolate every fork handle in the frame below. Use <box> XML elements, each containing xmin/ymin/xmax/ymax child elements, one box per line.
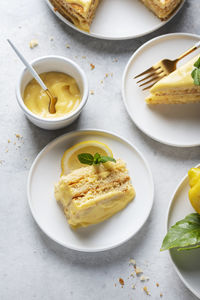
<box><xmin>177</xmin><ymin>41</ymin><xmax>200</xmax><ymax>61</ymax></box>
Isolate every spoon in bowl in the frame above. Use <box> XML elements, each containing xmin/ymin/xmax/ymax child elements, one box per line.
<box><xmin>7</xmin><ymin>39</ymin><xmax>57</xmax><ymax>114</ymax></box>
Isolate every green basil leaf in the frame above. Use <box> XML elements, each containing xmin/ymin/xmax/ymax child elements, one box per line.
<box><xmin>161</xmin><ymin>213</ymin><xmax>200</xmax><ymax>251</ymax></box>
<box><xmin>193</xmin><ymin>69</ymin><xmax>200</xmax><ymax>85</ymax></box>
<box><xmin>194</xmin><ymin>57</ymin><xmax>200</xmax><ymax>68</ymax></box>
<box><xmin>191</xmin><ymin>57</ymin><xmax>200</xmax><ymax>86</ymax></box>
<box><xmin>191</xmin><ymin>69</ymin><xmax>196</xmax><ymax>79</ymax></box>
<box><xmin>99</xmin><ymin>156</ymin><xmax>116</xmax><ymax>163</ymax></box>
<box><xmin>78</xmin><ymin>153</ymin><xmax>94</xmax><ymax>165</ymax></box>
<box><xmin>177</xmin><ymin>244</ymin><xmax>200</xmax><ymax>251</ymax></box>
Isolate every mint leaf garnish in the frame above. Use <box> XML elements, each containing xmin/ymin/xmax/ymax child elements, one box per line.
<box><xmin>78</xmin><ymin>153</ymin><xmax>116</xmax><ymax>166</ymax></box>
<box><xmin>78</xmin><ymin>153</ymin><xmax>94</xmax><ymax>165</ymax></box>
<box><xmin>93</xmin><ymin>153</ymin><xmax>101</xmax><ymax>164</ymax></box>
<box><xmin>99</xmin><ymin>156</ymin><xmax>116</xmax><ymax>163</ymax></box>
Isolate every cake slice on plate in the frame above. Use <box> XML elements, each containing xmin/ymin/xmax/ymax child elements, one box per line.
<box><xmin>50</xmin><ymin>0</ymin><xmax>99</xmax><ymax>32</ymax></box>
<box><xmin>140</xmin><ymin>0</ymin><xmax>182</xmax><ymax>20</ymax></box>
<box><xmin>55</xmin><ymin>159</ymin><xmax>135</xmax><ymax>229</ymax></box>
<box><xmin>146</xmin><ymin>54</ymin><xmax>200</xmax><ymax>104</ymax></box>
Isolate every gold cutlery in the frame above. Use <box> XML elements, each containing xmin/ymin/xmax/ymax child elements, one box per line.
<box><xmin>134</xmin><ymin>41</ymin><xmax>200</xmax><ymax>90</ymax></box>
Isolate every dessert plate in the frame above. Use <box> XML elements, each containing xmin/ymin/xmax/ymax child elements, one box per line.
<box><xmin>28</xmin><ymin>129</ymin><xmax>154</xmax><ymax>252</ymax></box>
<box><xmin>45</xmin><ymin>0</ymin><xmax>185</xmax><ymax>40</ymax></box>
<box><xmin>122</xmin><ymin>33</ymin><xmax>200</xmax><ymax>147</ymax></box>
<box><xmin>167</xmin><ymin>164</ymin><xmax>200</xmax><ymax>299</ymax></box>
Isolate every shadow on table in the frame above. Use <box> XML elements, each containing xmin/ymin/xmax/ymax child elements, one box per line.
<box><xmin>23</xmin><ymin>113</ymin><xmax>82</xmax><ymax>154</ymax></box>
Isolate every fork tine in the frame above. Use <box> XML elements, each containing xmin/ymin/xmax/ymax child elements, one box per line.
<box><xmin>139</xmin><ymin>73</ymin><xmax>164</xmax><ymax>87</ymax></box>
<box><xmin>134</xmin><ymin>66</ymin><xmax>161</xmax><ymax>79</ymax></box>
<box><xmin>142</xmin><ymin>76</ymin><xmax>165</xmax><ymax>91</ymax></box>
<box><xmin>136</xmin><ymin>70</ymin><xmax>164</xmax><ymax>84</ymax></box>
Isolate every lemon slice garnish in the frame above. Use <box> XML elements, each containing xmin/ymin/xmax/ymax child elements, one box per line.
<box><xmin>61</xmin><ymin>140</ymin><xmax>113</xmax><ymax>176</ymax></box>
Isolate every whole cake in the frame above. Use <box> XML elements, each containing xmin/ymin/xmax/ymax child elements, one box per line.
<box><xmin>49</xmin><ymin>0</ymin><xmax>182</xmax><ymax>32</ymax></box>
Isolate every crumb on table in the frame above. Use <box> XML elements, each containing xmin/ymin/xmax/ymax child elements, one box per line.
<box><xmin>29</xmin><ymin>39</ymin><xmax>38</xmax><ymax>49</ymax></box>
<box><xmin>140</xmin><ymin>275</ymin><xmax>149</xmax><ymax>282</ymax></box>
<box><xmin>15</xmin><ymin>134</ymin><xmax>22</xmax><ymax>139</ymax></box>
<box><xmin>135</xmin><ymin>267</ymin><xmax>143</xmax><ymax>275</ymax></box>
<box><xmin>90</xmin><ymin>63</ymin><xmax>95</xmax><ymax>70</ymax></box>
<box><xmin>129</xmin><ymin>258</ymin><xmax>136</xmax><ymax>266</ymax></box>
<box><xmin>143</xmin><ymin>286</ymin><xmax>150</xmax><ymax>295</ymax></box>
<box><xmin>119</xmin><ymin>278</ymin><xmax>124</xmax><ymax>286</ymax></box>
<box><xmin>132</xmin><ymin>284</ymin><xmax>136</xmax><ymax>289</ymax></box>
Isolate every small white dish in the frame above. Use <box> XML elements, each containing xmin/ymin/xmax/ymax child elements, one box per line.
<box><xmin>16</xmin><ymin>55</ymin><xmax>89</xmax><ymax>130</ymax></box>
<box><xmin>122</xmin><ymin>33</ymin><xmax>200</xmax><ymax>147</ymax></box>
<box><xmin>27</xmin><ymin>129</ymin><xmax>154</xmax><ymax>252</ymax></box>
<box><xmin>45</xmin><ymin>0</ymin><xmax>185</xmax><ymax>40</ymax></box>
<box><xmin>167</xmin><ymin>164</ymin><xmax>200</xmax><ymax>299</ymax></box>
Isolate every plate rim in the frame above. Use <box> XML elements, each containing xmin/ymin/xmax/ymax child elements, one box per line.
<box><xmin>27</xmin><ymin>128</ymin><xmax>154</xmax><ymax>252</ymax></box>
<box><xmin>166</xmin><ymin>163</ymin><xmax>200</xmax><ymax>299</ymax></box>
<box><xmin>122</xmin><ymin>32</ymin><xmax>200</xmax><ymax>148</ymax></box>
<box><xmin>44</xmin><ymin>0</ymin><xmax>185</xmax><ymax>40</ymax></box>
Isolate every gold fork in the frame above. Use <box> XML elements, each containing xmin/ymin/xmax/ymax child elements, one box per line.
<box><xmin>134</xmin><ymin>41</ymin><xmax>200</xmax><ymax>90</ymax></box>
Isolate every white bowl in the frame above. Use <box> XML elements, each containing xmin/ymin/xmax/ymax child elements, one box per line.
<box><xmin>16</xmin><ymin>55</ymin><xmax>89</xmax><ymax>130</ymax></box>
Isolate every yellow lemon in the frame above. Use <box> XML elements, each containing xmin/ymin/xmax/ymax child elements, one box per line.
<box><xmin>188</xmin><ymin>168</ymin><xmax>200</xmax><ymax>214</ymax></box>
<box><xmin>61</xmin><ymin>140</ymin><xmax>113</xmax><ymax>175</ymax></box>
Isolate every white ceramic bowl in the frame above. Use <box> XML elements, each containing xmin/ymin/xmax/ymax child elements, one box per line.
<box><xmin>16</xmin><ymin>55</ymin><xmax>89</xmax><ymax>130</ymax></box>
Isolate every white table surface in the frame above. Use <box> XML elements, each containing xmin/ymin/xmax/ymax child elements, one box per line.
<box><xmin>1</xmin><ymin>0</ymin><xmax>200</xmax><ymax>299</ymax></box>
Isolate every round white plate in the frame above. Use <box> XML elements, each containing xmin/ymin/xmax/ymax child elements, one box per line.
<box><xmin>122</xmin><ymin>33</ymin><xmax>200</xmax><ymax>147</ymax></box>
<box><xmin>167</xmin><ymin>165</ymin><xmax>200</xmax><ymax>299</ymax></box>
<box><xmin>28</xmin><ymin>130</ymin><xmax>154</xmax><ymax>252</ymax></box>
<box><xmin>45</xmin><ymin>0</ymin><xmax>185</xmax><ymax>40</ymax></box>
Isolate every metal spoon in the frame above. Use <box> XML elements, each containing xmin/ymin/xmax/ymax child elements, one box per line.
<box><xmin>7</xmin><ymin>39</ymin><xmax>57</xmax><ymax>114</ymax></box>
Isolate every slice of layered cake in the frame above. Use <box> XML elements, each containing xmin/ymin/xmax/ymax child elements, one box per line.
<box><xmin>50</xmin><ymin>0</ymin><xmax>99</xmax><ymax>31</ymax></box>
<box><xmin>55</xmin><ymin>159</ymin><xmax>135</xmax><ymax>228</ymax></box>
<box><xmin>140</xmin><ymin>0</ymin><xmax>182</xmax><ymax>20</ymax></box>
<box><xmin>146</xmin><ymin>55</ymin><xmax>200</xmax><ymax>104</ymax></box>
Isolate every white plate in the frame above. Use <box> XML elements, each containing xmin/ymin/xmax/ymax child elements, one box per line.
<box><xmin>122</xmin><ymin>33</ymin><xmax>200</xmax><ymax>147</ymax></box>
<box><xmin>167</xmin><ymin>165</ymin><xmax>200</xmax><ymax>299</ymax></box>
<box><xmin>28</xmin><ymin>130</ymin><xmax>154</xmax><ymax>252</ymax></box>
<box><xmin>45</xmin><ymin>0</ymin><xmax>185</xmax><ymax>40</ymax></box>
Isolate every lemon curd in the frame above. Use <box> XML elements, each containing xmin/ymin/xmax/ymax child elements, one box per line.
<box><xmin>23</xmin><ymin>72</ymin><xmax>81</xmax><ymax>119</ymax></box>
